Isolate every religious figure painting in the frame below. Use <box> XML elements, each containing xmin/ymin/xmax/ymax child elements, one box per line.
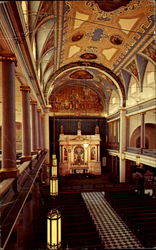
<box><xmin>49</xmin><ymin>86</ymin><xmax>103</xmax><ymax>113</ymax></box>
<box><xmin>74</xmin><ymin>146</ymin><xmax>84</xmax><ymax>165</ymax></box>
<box><xmin>91</xmin><ymin>146</ymin><xmax>96</xmax><ymax>160</ymax></box>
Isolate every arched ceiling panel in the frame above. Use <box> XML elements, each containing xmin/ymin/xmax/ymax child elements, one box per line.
<box><xmin>36</xmin><ymin>19</ymin><xmax>55</xmax><ymax>58</ymax></box>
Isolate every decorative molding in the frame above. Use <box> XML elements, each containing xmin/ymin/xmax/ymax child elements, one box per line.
<box><xmin>126</xmin><ymin>98</ymin><xmax>156</xmax><ymax>115</ymax></box>
<box><xmin>107</xmin><ymin>112</ymin><xmax>120</xmax><ymax>122</ymax></box>
<box><xmin>20</xmin><ymin>85</ymin><xmax>30</xmax><ymax>92</ymax></box>
<box><xmin>30</xmin><ymin>100</ymin><xmax>37</xmax><ymax>105</ymax></box>
<box><xmin>0</xmin><ymin>54</ymin><xmax>17</xmax><ymax>65</ymax></box>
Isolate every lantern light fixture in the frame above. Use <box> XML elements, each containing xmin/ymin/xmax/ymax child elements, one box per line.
<box><xmin>51</xmin><ymin>154</ymin><xmax>57</xmax><ymax>177</ymax></box>
<box><xmin>50</xmin><ymin>177</ymin><xmax>58</xmax><ymax>197</ymax></box>
<box><xmin>47</xmin><ymin>209</ymin><xmax>61</xmax><ymax>249</ymax></box>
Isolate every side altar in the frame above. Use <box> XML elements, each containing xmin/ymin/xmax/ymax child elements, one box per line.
<box><xmin>59</xmin><ymin>122</ymin><xmax>101</xmax><ymax>176</ymax></box>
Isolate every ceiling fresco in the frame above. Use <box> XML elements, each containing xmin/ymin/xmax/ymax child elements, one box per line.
<box><xmin>16</xmin><ymin>0</ymin><xmax>154</xmax><ymax>114</ymax></box>
<box><xmin>142</xmin><ymin>40</ymin><xmax>156</xmax><ymax>63</ymax></box>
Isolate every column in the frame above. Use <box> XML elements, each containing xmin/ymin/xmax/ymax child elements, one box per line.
<box><xmin>119</xmin><ymin>108</ymin><xmax>126</xmax><ymax>183</ymax></box>
<box><xmin>0</xmin><ymin>55</ymin><xmax>19</xmax><ymax>179</ymax></box>
<box><xmin>84</xmin><ymin>146</ymin><xmax>88</xmax><ymax>164</ymax></box>
<box><xmin>60</xmin><ymin>145</ymin><xmax>63</xmax><ymax>163</ymax></box>
<box><xmin>126</xmin><ymin>116</ymin><xmax>130</xmax><ymax>149</ymax></box>
<box><xmin>44</xmin><ymin>113</ymin><xmax>50</xmax><ymax>163</ymax></box>
<box><xmin>30</xmin><ymin>100</ymin><xmax>38</xmax><ymax>154</ymax></box>
<box><xmin>20</xmin><ymin>86</ymin><xmax>32</xmax><ymax>162</ymax></box>
<box><xmin>140</xmin><ymin>112</ymin><xmax>145</xmax><ymax>149</ymax></box>
<box><xmin>37</xmin><ymin>108</ymin><xmax>41</xmax><ymax>150</ymax></box>
<box><xmin>97</xmin><ymin>145</ymin><xmax>100</xmax><ymax>162</ymax></box>
<box><xmin>41</xmin><ymin>114</ymin><xmax>45</xmax><ymax>149</ymax></box>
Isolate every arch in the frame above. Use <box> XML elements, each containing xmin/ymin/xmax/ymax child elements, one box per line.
<box><xmin>45</xmin><ymin>61</ymin><xmax>126</xmax><ymax>108</ymax></box>
<box><xmin>130</xmin><ymin>123</ymin><xmax>156</xmax><ymax>149</ymax></box>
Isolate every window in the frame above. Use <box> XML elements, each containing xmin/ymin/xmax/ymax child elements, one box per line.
<box><xmin>112</xmin><ymin>97</ymin><xmax>116</xmax><ymax>104</ymax></box>
<box><xmin>147</xmin><ymin>71</ymin><xmax>155</xmax><ymax>85</ymax></box>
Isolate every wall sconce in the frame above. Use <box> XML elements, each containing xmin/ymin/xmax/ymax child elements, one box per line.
<box><xmin>51</xmin><ymin>154</ymin><xmax>57</xmax><ymax>177</ymax></box>
<box><xmin>47</xmin><ymin>209</ymin><xmax>61</xmax><ymax>249</ymax></box>
<box><xmin>50</xmin><ymin>177</ymin><xmax>58</xmax><ymax>196</ymax></box>
<box><xmin>136</xmin><ymin>155</ymin><xmax>140</xmax><ymax>166</ymax></box>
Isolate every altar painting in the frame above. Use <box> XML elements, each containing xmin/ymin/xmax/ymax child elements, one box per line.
<box><xmin>74</xmin><ymin>146</ymin><xmax>84</xmax><ymax>165</ymax></box>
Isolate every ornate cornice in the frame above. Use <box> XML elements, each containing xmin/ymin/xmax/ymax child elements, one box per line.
<box><xmin>0</xmin><ymin>54</ymin><xmax>17</xmax><ymax>65</ymax></box>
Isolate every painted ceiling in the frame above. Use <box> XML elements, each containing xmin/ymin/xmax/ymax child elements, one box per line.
<box><xmin>1</xmin><ymin>0</ymin><xmax>154</xmax><ymax>115</ymax></box>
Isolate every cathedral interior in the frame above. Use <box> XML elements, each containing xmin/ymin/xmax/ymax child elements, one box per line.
<box><xmin>0</xmin><ymin>1</ymin><xmax>156</xmax><ymax>249</ymax></box>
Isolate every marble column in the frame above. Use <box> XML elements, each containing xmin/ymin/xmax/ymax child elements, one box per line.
<box><xmin>60</xmin><ymin>146</ymin><xmax>62</xmax><ymax>163</ymax></box>
<box><xmin>126</xmin><ymin>116</ymin><xmax>130</xmax><ymax>149</ymax></box>
<box><xmin>140</xmin><ymin>112</ymin><xmax>145</xmax><ymax>149</ymax></box>
<box><xmin>41</xmin><ymin>114</ymin><xmax>45</xmax><ymax>149</ymax></box>
<box><xmin>119</xmin><ymin>108</ymin><xmax>126</xmax><ymax>183</ymax></box>
<box><xmin>0</xmin><ymin>55</ymin><xmax>19</xmax><ymax>179</ymax></box>
<box><xmin>30</xmin><ymin>100</ymin><xmax>38</xmax><ymax>154</ymax></box>
<box><xmin>97</xmin><ymin>145</ymin><xmax>100</xmax><ymax>162</ymax></box>
<box><xmin>84</xmin><ymin>146</ymin><xmax>88</xmax><ymax>164</ymax></box>
<box><xmin>44</xmin><ymin>113</ymin><xmax>50</xmax><ymax>163</ymax></box>
<box><xmin>20</xmin><ymin>86</ymin><xmax>32</xmax><ymax>162</ymax></box>
<box><xmin>37</xmin><ymin>109</ymin><xmax>41</xmax><ymax>150</ymax></box>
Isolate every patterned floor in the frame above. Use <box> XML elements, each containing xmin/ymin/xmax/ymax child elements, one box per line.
<box><xmin>82</xmin><ymin>192</ymin><xmax>144</xmax><ymax>249</ymax></box>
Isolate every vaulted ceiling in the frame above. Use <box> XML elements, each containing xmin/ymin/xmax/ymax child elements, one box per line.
<box><xmin>0</xmin><ymin>0</ymin><xmax>155</xmax><ymax>116</ymax></box>
<box><xmin>28</xmin><ymin>0</ymin><xmax>154</xmax><ymax>111</ymax></box>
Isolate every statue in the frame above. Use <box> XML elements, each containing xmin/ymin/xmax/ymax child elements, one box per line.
<box><xmin>60</xmin><ymin>125</ymin><xmax>64</xmax><ymax>134</ymax></box>
<box><xmin>78</xmin><ymin>120</ymin><xmax>81</xmax><ymax>130</ymax></box>
<box><xmin>95</xmin><ymin>125</ymin><xmax>99</xmax><ymax>134</ymax></box>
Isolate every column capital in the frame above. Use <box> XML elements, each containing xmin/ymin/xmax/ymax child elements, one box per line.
<box><xmin>30</xmin><ymin>100</ymin><xmax>37</xmax><ymax>105</ymax></box>
<box><xmin>20</xmin><ymin>85</ymin><xmax>31</xmax><ymax>92</ymax></box>
<box><xmin>37</xmin><ymin>108</ymin><xmax>41</xmax><ymax>113</ymax></box>
<box><xmin>0</xmin><ymin>54</ymin><xmax>17</xmax><ymax>65</ymax></box>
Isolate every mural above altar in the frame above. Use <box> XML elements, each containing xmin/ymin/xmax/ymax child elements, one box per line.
<box><xmin>59</xmin><ymin>122</ymin><xmax>101</xmax><ymax>176</ymax></box>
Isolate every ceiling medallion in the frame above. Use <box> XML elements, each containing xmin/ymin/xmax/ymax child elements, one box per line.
<box><xmin>94</xmin><ymin>0</ymin><xmax>131</xmax><ymax>12</ymax></box>
<box><xmin>72</xmin><ymin>32</ymin><xmax>84</xmax><ymax>42</ymax></box>
<box><xmin>69</xmin><ymin>70</ymin><xmax>93</xmax><ymax>79</ymax></box>
<box><xmin>110</xmin><ymin>35</ymin><xmax>123</xmax><ymax>45</ymax></box>
<box><xmin>80</xmin><ymin>53</ymin><xmax>97</xmax><ymax>60</ymax></box>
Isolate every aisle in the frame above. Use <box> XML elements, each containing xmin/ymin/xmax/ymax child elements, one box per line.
<box><xmin>82</xmin><ymin>192</ymin><xmax>144</xmax><ymax>249</ymax></box>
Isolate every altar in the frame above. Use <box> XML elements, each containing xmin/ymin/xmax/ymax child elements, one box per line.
<box><xmin>59</xmin><ymin>122</ymin><xmax>101</xmax><ymax>176</ymax></box>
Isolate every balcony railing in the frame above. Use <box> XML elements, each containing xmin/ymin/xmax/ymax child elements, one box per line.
<box><xmin>0</xmin><ymin>150</ymin><xmax>47</xmax><ymax>250</ymax></box>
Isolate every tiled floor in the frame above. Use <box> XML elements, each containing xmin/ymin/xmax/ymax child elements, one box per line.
<box><xmin>82</xmin><ymin>191</ymin><xmax>144</xmax><ymax>249</ymax></box>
